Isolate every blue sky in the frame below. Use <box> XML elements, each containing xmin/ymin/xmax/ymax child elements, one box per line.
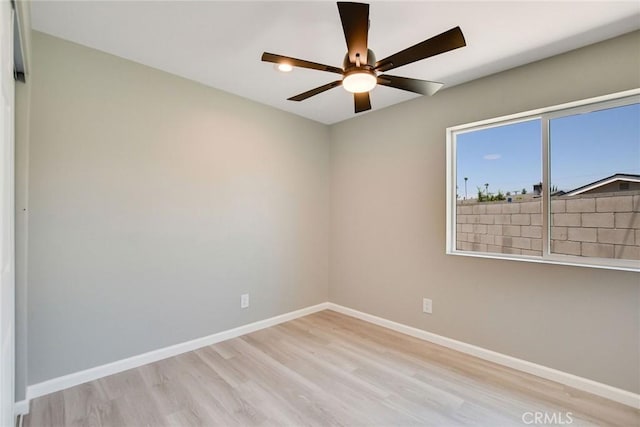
<box><xmin>456</xmin><ymin>103</ymin><xmax>640</xmax><ymax>198</ymax></box>
<box><xmin>457</xmin><ymin>119</ymin><xmax>540</xmax><ymax>198</ymax></box>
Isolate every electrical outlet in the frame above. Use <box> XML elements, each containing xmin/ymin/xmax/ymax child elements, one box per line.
<box><xmin>422</xmin><ymin>298</ymin><xmax>432</xmax><ymax>314</ymax></box>
<box><xmin>241</xmin><ymin>293</ymin><xmax>249</xmax><ymax>309</ymax></box>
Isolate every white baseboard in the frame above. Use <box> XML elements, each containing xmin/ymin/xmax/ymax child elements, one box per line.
<box><xmin>25</xmin><ymin>302</ymin><xmax>329</xmax><ymax>403</ymax></box>
<box><xmin>21</xmin><ymin>301</ymin><xmax>640</xmax><ymax>412</ymax></box>
<box><xmin>326</xmin><ymin>303</ymin><xmax>640</xmax><ymax>410</ymax></box>
<box><xmin>14</xmin><ymin>399</ymin><xmax>29</xmax><ymax>416</ymax></box>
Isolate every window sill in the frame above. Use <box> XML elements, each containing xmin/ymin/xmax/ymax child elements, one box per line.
<box><xmin>447</xmin><ymin>249</ymin><xmax>640</xmax><ymax>273</ymax></box>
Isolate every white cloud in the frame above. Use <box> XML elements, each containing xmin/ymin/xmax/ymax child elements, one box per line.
<box><xmin>483</xmin><ymin>154</ymin><xmax>501</xmax><ymax>160</ymax></box>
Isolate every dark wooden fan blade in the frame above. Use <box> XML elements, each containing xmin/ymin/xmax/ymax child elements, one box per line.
<box><xmin>375</xmin><ymin>27</ymin><xmax>466</xmax><ymax>72</ymax></box>
<box><xmin>337</xmin><ymin>2</ymin><xmax>369</xmax><ymax>65</ymax></box>
<box><xmin>288</xmin><ymin>80</ymin><xmax>343</xmax><ymax>102</ymax></box>
<box><xmin>262</xmin><ymin>52</ymin><xmax>343</xmax><ymax>75</ymax></box>
<box><xmin>377</xmin><ymin>74</ymin><xmax>444</xmax><ymax>96</ymax></box>
<box><xmin>354</xmin><ymin>91</ymin><xmax>371</xmax><ymax>113</ymax></box>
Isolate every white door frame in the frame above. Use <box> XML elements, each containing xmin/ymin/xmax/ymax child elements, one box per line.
<box><xmin>0</xmin><ymin>0</ymin><xmax>16</xmax><ymax>425</ymax></box>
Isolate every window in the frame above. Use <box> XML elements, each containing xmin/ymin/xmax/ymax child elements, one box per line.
<box><xmin>447</xmin><ymin>90</ymin><xmax>640</xmax><ymax>271</ymax></box>
<box><xmin>455</xmin><ymin>119</ymin><xmax>542</xmax><ymax>256</ymax></box>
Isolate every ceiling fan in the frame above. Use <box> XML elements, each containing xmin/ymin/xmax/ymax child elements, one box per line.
<box><xmin>261</xmin><ymin>2</ymin><xmax>466</xmax><ymax>113</ymax></box>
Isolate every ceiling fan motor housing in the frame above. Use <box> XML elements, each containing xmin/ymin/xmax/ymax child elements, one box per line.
<box><xmin>343</xmin><ymin>48</ymin><xmax>376</xmax><ymax>72</ymax></box>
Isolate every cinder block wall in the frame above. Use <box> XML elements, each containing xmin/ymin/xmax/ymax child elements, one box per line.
<box><xmin>456</xmin><ymin>191</ymin><xmax>640</xmax><ymax>259</ymax></box>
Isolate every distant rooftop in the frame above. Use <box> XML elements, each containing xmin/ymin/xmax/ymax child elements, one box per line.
<box><xmin>565</xmin><ymin>173</ymin><xmax>640</xmax><ymax>196</ymax></box>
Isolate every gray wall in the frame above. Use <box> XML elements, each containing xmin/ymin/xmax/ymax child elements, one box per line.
<box><xmin>329</xmin><ymin>31</ymin><xmax>640</xmax><ymax>394</ymax></box>
<box><xmin>27</xmin><ymin>32</ymin><xmax>330</xmax><ymax>385</ymax></box>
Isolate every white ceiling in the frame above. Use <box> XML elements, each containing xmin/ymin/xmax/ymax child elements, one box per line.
<box><xmin>31</xmin><ymin>1</ymin><xmax>640</xmax><ymax>124</ymax></box>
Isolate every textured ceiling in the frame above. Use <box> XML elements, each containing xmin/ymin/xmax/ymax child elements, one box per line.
<box><xmin>31</xmin><ymin>1</ymin><xmax>640</xmax><ymax>124</ymax></box>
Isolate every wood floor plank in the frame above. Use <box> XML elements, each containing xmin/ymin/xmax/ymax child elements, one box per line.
<box><xmin>24</xmin><ymin>390</ymin><xmax>65</xmax><ymax>427</ymax></box>
<box><xmin>60</xmin><ymin>382</ymin><xmax>115</xmax><ymax>427</ymax></box>
<box><xmin>23</xmin><ymin>310</ymin><xmax>640</xmax><ymax>427</ymax></box>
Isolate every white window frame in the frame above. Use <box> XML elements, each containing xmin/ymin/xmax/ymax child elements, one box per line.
<box><xmin>446</xmin><ymin>89</ymin><xmax>640</xmax><ymax>272</ymax></box>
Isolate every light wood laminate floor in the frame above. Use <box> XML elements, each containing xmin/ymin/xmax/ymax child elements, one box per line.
<box><xmin>24</xmin><ymin>310</ymin><xmax>639</xmax><ymax>426</ymax></box>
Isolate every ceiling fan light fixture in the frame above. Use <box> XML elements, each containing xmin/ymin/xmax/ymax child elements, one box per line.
<box><xmin>342</xmin><ymin>70</ymin><xmax>377</xmax><ymax>93</ymax></box>
<box><xmin>277</xmin><ymin>63</ymin><xmax>293</xmax><ymax>72</ymax></box>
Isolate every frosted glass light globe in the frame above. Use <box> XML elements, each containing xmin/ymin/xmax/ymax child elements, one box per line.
<box><xmin>343</xmin><ymin>72</ymin><xmax>376</xmax><ymax>93</ymax></box>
